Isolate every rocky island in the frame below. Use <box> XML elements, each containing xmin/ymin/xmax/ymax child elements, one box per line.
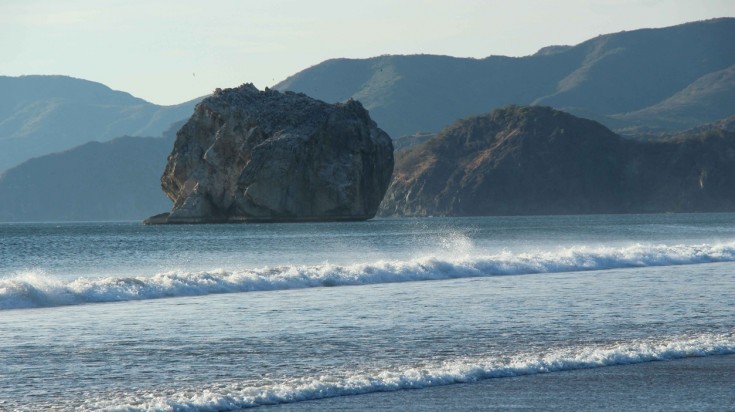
<box><xmin>146</xmin><ymin>84</ymin><xmax>394</xmax><ymax>224</ymax></box>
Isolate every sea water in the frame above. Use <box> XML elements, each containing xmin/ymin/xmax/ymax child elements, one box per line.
<box><xmin>0</xmin><ymin>214</ymin><xmax>733</xmax><ymax>410</ymax></box>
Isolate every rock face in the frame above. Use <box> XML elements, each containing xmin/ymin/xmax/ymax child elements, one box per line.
<box><xmin>150</xmin><ymin>84</ymin><xmax>393</xmax><ymax>224</ymax></box>
<box><xmin>378</xmin><ymin>105</ymin><xmax>735</xmax><ymax>216</ymax></box>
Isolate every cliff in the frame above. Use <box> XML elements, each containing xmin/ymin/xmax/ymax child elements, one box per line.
<box><xmin>149</xmin><ymin>84</ymin><xmax>393</xmax><ymax>224</ymax></box>
<box><xmin>378</xmin><ymin>106</ymin><xmax>735</xmax><ymax>216</ymax></box>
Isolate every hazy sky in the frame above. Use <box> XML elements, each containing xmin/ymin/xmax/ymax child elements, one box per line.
<box><xmin>2</xmin><ymin>0</ymin><xmax>733</xmax><ymax>105</ymax></box>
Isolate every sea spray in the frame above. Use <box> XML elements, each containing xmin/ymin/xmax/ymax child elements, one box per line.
<box><xmin>2</xmin><ymin>241</ymin><xmax>734</xmax><ymax>310</ymax></box>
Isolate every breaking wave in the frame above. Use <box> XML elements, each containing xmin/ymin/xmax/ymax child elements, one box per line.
<box><xmin>83</xmin><ymin>333</ymin><xmax>735</xmax><ymax>411</ymax></box>
<box><xmin>2</xmin><ymin>241</ymin><xmax>734</xmax><ymax>310</ymax></box>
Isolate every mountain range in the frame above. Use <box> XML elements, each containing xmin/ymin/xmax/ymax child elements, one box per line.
<box><xmin>1</xmin><ymin>18</ymin><xmax>734</xmax><ymax>222</ymax></box>
<box><xmin>0</xmin><ymin>75</ymin><xmax>201</xmax><ymax>172</ymax></box>
<box><xmin>275</xmin><ymin>18</ymin><xmax>735</xmax><ymax>137</ymax></box>
<box><xmin>0</xmin><ymin>123</ymin><xmax>179</xmax><ymax>222</ymax></box>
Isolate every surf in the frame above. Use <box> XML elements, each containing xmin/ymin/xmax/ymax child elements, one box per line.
<box><xmin>83</xmin><ymin>333</ymin><xmax>735</xmax><ymax>411</ymax></box>
<box><xmin>2</xmin><ymin>241</ymin><xmax>734</xmax><ymax>310</ymax></box>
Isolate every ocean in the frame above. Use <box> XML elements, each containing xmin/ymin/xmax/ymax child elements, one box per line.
<box><xmin>1</xmin><ymin>214</ymin><xmax>734</xmax><ymax>411</ymax></box>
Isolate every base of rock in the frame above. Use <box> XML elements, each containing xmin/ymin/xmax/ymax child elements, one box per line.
<box><xmin>229</xmin><ymin>215</ymin><xmax>373</xmax><ymax>223</ymax></box>
<box><xmin>143</xmin><ymin>212</ymin><xmax>171</xmax><ymax>225</ymax></box>
<box><xmin>143</xmin><ymin>212</ymin><xmax>372</xmax><ymax>225</ymax></box>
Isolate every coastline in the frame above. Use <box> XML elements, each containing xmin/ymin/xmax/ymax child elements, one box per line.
<box><xmin>260</xmin><ymin>354</ymin><xmax>735</xmax><ymax>411</ymax></box>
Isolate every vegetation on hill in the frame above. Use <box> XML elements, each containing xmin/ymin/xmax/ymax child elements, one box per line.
<box><xmin>0</xmin><ymin>123</ymin><xmax>181</xmax><ymax>222</ymax></box>
<box><xmin>276</xmin><ymin>18</ymin><xmax>735</xmax><ymax>138</ymax></box>
<box><xmin>379</xmin><ymin>105</ymin><xmax>735</xmax><ymax>216</ymax></box>
<box><xmin>0</xmin><ymin>75</ymin><xmax>201</xmax><ymax>172</ymax></box>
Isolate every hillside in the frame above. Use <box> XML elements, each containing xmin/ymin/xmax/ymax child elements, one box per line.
<box><xmin>0</xmin><ymin>75</ymin><xmax>201</xmax><ymax>172</ymax></box>
<box><xmin>0</xmin><ymin>123</ymin><xmax>181</xmax><ymax>222</ymax></box>
<box><xmin>613</xmin><ymin>64</ymin><xmax>735</xmax><ymax>131</ymax></box>
<box><xmin>378</xmin><ymin>106</ymin><xmax>735</xmax><ymax>216</ymax></box>
<box><xmin>275</xmin><ymin>18</ymin><xmax>735</xmax><ymax>137</ymax></box>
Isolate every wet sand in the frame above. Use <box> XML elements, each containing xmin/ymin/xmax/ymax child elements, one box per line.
<box><xmin>262</xmin><ymin>354</ymin><xmax>735</xmax><ymax>411</ymax></box>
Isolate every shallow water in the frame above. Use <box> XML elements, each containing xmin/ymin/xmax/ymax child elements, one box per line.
<box><xmin>263</xmin><ymin>355</ymin><xmax>735</xmax><ymax>411</ymax></box>
<box><xmin>1</xmin><ymin>214</ymin><xmax>734</xmax><ymax>410</ymax></box>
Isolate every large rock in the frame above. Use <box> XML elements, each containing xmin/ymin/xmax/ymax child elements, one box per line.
<box><xmin>378</xmin><ymin>105</ymin><xmax>735</xmax><ymax>216</ymax></box>
<box><xmin>149</xmin><ymin>84</ymin><xmax>393</xmax><ymax>224</ymax></box>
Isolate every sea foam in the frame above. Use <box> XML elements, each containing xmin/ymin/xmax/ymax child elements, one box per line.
<box><xmin>1</xmin><ymin>241</ymin><xmax>734</xmax><ymax>310</ymax></box>
<box><xmin>84</xmin><ymin>332</ymin><xmax>735</xmax><ymax>411</ymax></box>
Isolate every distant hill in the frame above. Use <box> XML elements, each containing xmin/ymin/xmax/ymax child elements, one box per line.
<box><xmin>378</xmin><ymin>105</ymin><xmax>735</xmax><ymax>216</ymax></box>
<box><xmin>275</xmin><ymin>18</ymin><xmax>735</xmax><ymax>137</ymax></box>
<box><xmin>613</xmin><ymin>64</ymin><xmax>735</xmax><ymax>132</ymax></box>
<box><xmin>0</xmin><ymin>75</ymin><xmax>202</xmax><ymax>172</ymax></box>
<box><xmin>0</xmin><ymin>123</ymin><xmax>181</xmax><ymax>222</ymax></box>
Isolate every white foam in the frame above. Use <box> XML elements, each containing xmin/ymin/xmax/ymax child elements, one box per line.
<box><xmin>85</xmin><ymin>333</ymin><xmax>735</xmax><ymax>411</ymax></box>
<box><xmin>2</xmin><ymin>241</ymin><xmax>734</xmax><ymax>310</ymax></box>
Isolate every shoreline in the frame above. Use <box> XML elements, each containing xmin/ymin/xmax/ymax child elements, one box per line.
<box><xmin>260</xmin><ymin>354</ymin><xmax>735</xmax><ymax>411</ymax></box>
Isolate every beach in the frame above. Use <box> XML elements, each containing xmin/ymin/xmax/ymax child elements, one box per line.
<box><xmin>264</xmin><ymin>355</ymin><xmax>735</xmax><ymax>411</ymax></box>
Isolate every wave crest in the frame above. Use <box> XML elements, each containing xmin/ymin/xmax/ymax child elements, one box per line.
<box><xmin>2</xmin><ymin>241</ymin><xmax>734</xmax><ymax>310</ymax></box>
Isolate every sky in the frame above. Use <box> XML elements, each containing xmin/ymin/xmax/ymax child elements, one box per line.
<box><xmin>2</xmin><ymin>0</ymin><xmax>733</xmax><ymax>106</ymax></box>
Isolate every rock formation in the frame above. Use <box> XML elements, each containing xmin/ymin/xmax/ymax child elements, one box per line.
<box><xmin>148</xmin><ymin>84</ymin><xmax>393</xmax><ymax>224</ymax></box>
<box><xmin>378</xmin><ymin>105</ymin><xmax>735</xmax><ymax>216</ymax></box>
